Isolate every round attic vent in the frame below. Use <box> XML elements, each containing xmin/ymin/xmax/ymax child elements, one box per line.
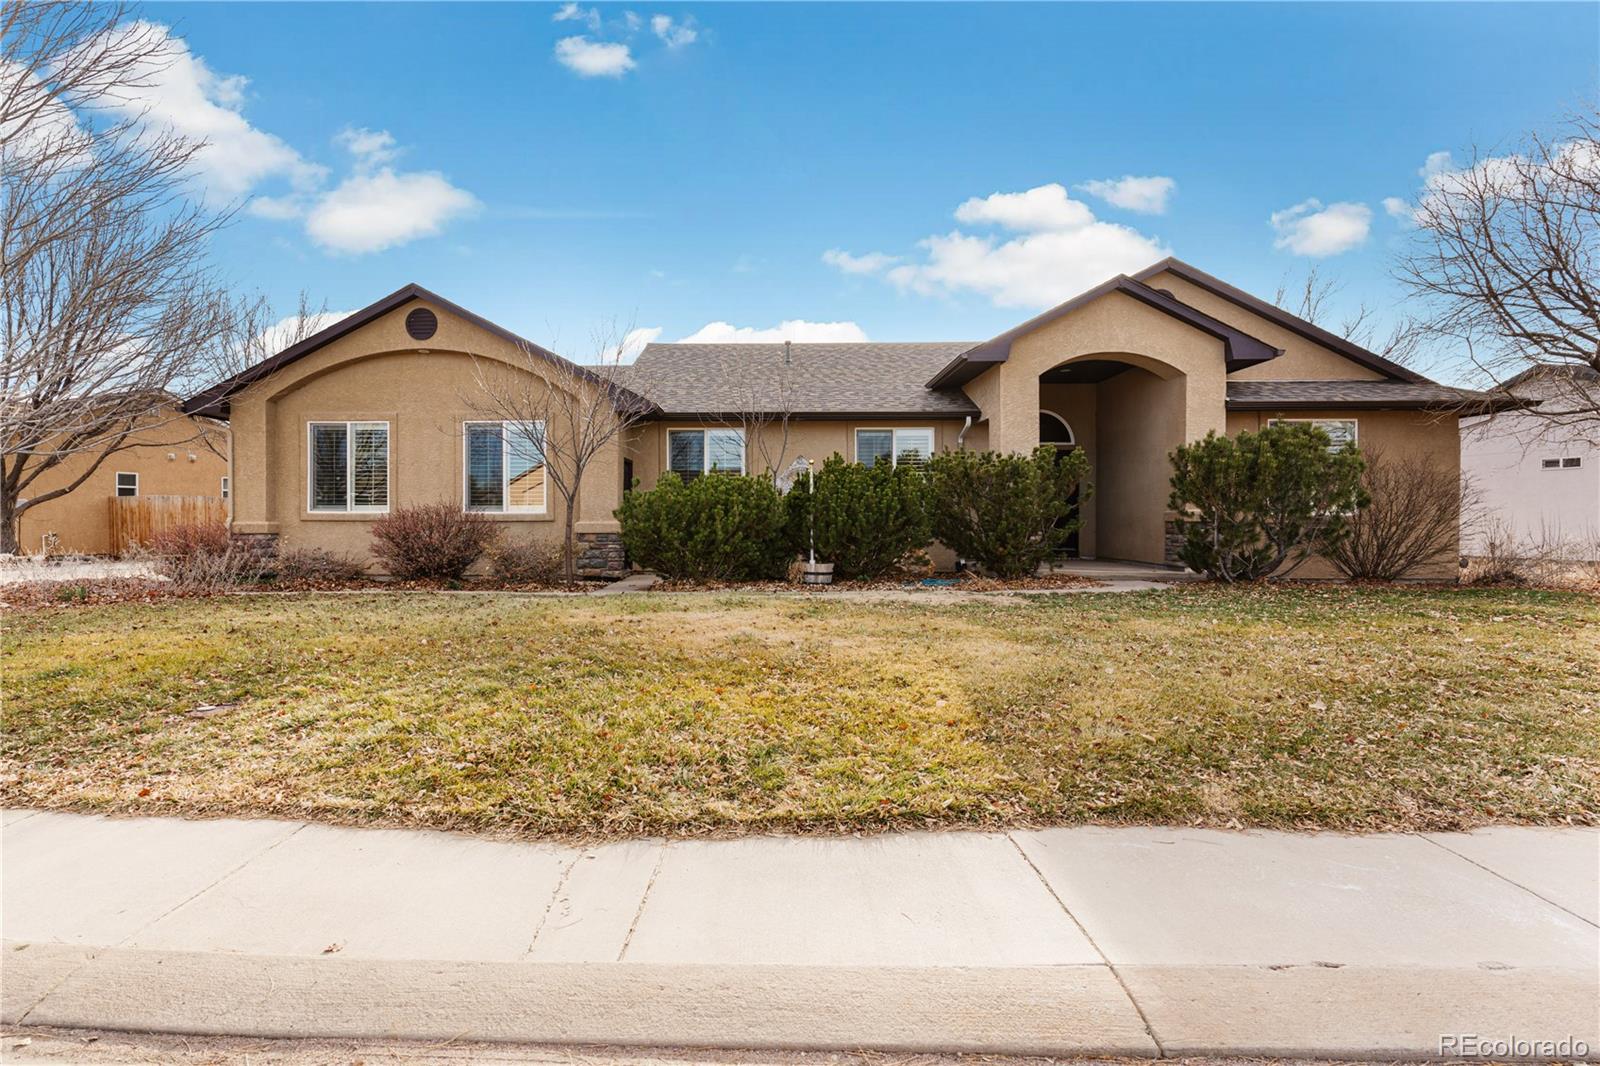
<box><xmin>405</xmin><ymin>307</ymin><xmax>438</xmax><ymax>341</ymax></box>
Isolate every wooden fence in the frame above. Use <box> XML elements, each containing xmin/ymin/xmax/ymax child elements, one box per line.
<box><xmin>109</xmin><ymin>495</ymin><xmax>228</xmax><ymax>555</ymax></box>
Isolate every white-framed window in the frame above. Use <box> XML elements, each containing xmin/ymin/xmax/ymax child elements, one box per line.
<box><xmin>667</xmin><ymin>428</ymin><xmax>745</xmax><ymax>480</ymax></box>
<box><xmin>1267</xmin><ymin>418</ymin><xmax>1358</xmax><ymax>451</ymax></box>
<box><xmin>114</xmin><ymin>472</ymin><xmax>138</xmax><ymax>498</ymax></box>
<box><xmin>856</xmin><ymin>427</ymin><xmax>934</xmax><ymax>468</ymax></box>
<box><xmin>1542</xmin><ymin>456</ymin><xmax>1583</xmax><ymax>470</ymax></box>
<box><xmin>308</xmin><ymin>421</ymin><xmax>389</xmax><ymax>513</ymax></box>
<box><xmin>220</xmin><ymin>476</ymin><xmax>230</xmax><ymax>500</ymax></box>
<box><xmin>464</xmin><ymin>420</ymin><xmax>547</xmax><ymax>513</ymax></box>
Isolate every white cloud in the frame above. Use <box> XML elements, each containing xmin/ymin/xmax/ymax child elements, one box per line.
<box><xmin>1269</xmin><ymin>198</ymin><xmax>1372</xmax><ymax>256</ymax></box>
<box><xmin>623</xmin><ymin>11</ymin><xmax>643</xmax><ymax>31</ymax></box>
<box><xmin>334</xmin><ymin>126</ymin><xmax>398</xmax><ymax>169</ymax></box>
<box><xmin>1382</xmin><ymin>196</ymin><xmax>1414</xmax><ymax>223</ymax></box>
<box><xmin>825</xmin><ymin>182</ymin><xmax>1168</xmax><ymax>309</ymax></box>
<box><xmin>601</xmin><ymin>326</ymin><xmax>663</xmax><ymax>363</ymax></box>
<box><xmin>554</xmin><ymin>35</ymin><xmax>636</xmax><ymax>77</ymax></box>
<box><xmin>679</xmin><ymin>320</ymin><xmax>870</xmax><ymax>344</ymax></box>
<box><xmin>0</xmin><ymin>61</ymin><xmax>94</xmax><ymax>166</ymax></box>
<box><xmin>1076</xmin><ymin>175</ymin><xmax>1176</xmax><ymax>214</ymax></box>
<box><xmin>651</xmin><ymin>14</ymin><xmax>698</xmax><ymax>48</ymax></box>
<box><xmin>257</xmin><ymin>310</ymin><xmax>353</xmax><ymax>353</ymax></box>
<box><xmin>822</xmin><ymin>249</ymin><xmax>899</xmax><ymax>275</ymax></box>
<box><xmin>953</xmin><ymin>183</ymin><xmax>1095</xmax><ymax>232</ymax></box>
<box><xmin>96</xmin><ymin>22</ymin><xmax>323</xmax><ymax>202</ymax></box>
<box><xmin>553</xmin><ymin>2</ymin><xmax>602</xmax><ymax>30</ymax></box>
<box><xmin>305</xmin><ymin>169</ymin><xmax>481</xmax><ymax>255</ymax></box>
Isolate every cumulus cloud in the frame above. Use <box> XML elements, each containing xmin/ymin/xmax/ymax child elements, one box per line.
<box><xmin>334</xmin><ymin>126</ymin><xmax>399</xmax><ymax>169</ymax></box>
<box><xmin>256</xmin><ymin>310</ymin><xmax>354</xmax><ymax>353</ymax></box>
<box><xmin>92</xmin><ymin>21</ymin><xmax>324</xmax><ymax>202</ymax></box>
<box><xmin>554</xmin><ymin>36</ymin><xmax>636</xmax><ymax>77</ymax></box>
<box><xmin>601</xmin><ymin>326</ymin><xmax>663</xmax><ymax>363</ymax></box>
<box><xmin>1382</xmin><ymin>196</ymin><xmax>1414</xmax><ymax>223</ymax></box>
<box><xmin>823</xmin><ymin>182</ymin><xmax>1168</xmax><ymax>309</ymax></box>
<box><xmin>305</xmin><ymin>168</ymin><xmax>481</xmax><ymax>255</ymax></box>
<box><xmin>822</xmin><ymin>249</ymin><xmax>899</xmax><ymax>275</ymax></box>
<box><xmin>1076</xmin><ymin>175</ymin><xmax>1176</xmax><ymax>214</ymax></box>
<box><xmin>651</xmin><ymin>14</ymin><xmax>698</xmax><ymax>47</ymax></box>
<box><xmin>679</xmin><ymin>320</ymin><xmax>870</xmax><ymax>343</ymax></box>
<box><xmin>552</xmin><ymin>2</ymin><xmax>602</xmax><ymax>30</ymax></box>
<box><xmin>1269</xmin><ymin>198</ymin><xmax>1372</xmax><ymax>256</ymax></box>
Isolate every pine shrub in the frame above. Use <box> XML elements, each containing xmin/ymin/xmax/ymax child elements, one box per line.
<box><xmin>617</xmin><ymin>473</ymin><xmax>791</xmax><ymax>581</ymax></box>
<box><xmin>927</xmin><ymin>446</ymin><xmax>1091</xmax><ymax>578</ymax></box>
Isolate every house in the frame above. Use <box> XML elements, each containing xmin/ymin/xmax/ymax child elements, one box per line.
<box><xmin>184</xmin><ymin>258</ymin><xmax>1484</xmax><ymax>578</ymax></box>
<box><xmin>1461</xmin><ymin>365</ymin><xmax>1600</xmax><ymax>559</ymax></box>
<box><xmin>16</xmin><ymin>399</ymin><xmax>229</xmax><ymax>556</ymax></box>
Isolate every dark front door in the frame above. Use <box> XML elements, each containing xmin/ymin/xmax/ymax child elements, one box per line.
<box><xmin>1053</xmin><ymin>448</ymin><xmax>1080</xmax><ymax>559</ymax></box>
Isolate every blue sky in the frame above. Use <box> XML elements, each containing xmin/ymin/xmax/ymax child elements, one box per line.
<box><xmin>137</xmin><ymin>2</ymin><xmax>1597</xmax><ymax>380</ymax></box>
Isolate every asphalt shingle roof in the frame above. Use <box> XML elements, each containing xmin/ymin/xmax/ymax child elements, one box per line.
<box><xmin>600</xmin><ymin>342</ymin><xmax>981</xmax><ymax>417</ymax></box>
<box><xmin>1226</xmin><ymin>379</ymin><xmax>1499</xmax><ymax>409</ymax></box>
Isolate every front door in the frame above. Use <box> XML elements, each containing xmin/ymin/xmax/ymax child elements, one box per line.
<box><xmin>1054</xmin><ymin>451</ymin><xmax>1080</xmax><ymax>559</ymax></box>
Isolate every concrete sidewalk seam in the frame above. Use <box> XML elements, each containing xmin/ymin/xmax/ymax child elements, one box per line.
<box><xmin>1005</xmin><ymin>832</ymin><xmax>1167</xmax><ymax>1056</ymax></box>
<box><xmin>1413</xmin><ymin>832</ymin><xmax>1600</xmax><ymax>929</ymax></box>
<box><xmin>13</xmin><ymin>945</ymin><xmax>102</xmax><ymax>1025</ymax></box>
<box><xmin>616</xmin><ymin>843</ymin><xmax>669</xmax><ymax>962</ymax></box>
<box><xmin>113</xmin><ymin>822</ymin><xmax>307</xmax><ymax>949</ymax></box>
<box><xmin>522</xmin><ymin>851</ymin><xmax>581</xmax><ymax>959</ymax></box>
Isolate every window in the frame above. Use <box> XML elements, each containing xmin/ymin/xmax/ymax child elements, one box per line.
<box><xmin>667</xmin><ymin>428</ymin><xmax>744</xmax><ymax>479</ymax></box>
<box><xmin>1543</xmin><ymin>456</ymin><xmax>1584</xmax><ymax>470</ymax></box>
<box><xmin>220</xmin><ymin>476</ymin><xmax>230</xmax><ymax>500</ymax></box>
<box><xmin>114</xmin><ymin>472</ymin><xmax>138</xmax><ymax>498</ymax></box>
<box><xmin>308</xmin><ymin>421</ymin><xmax>388</xmax><ymax>512</ymax></box>
<box><xmin>1268</xmin><ymin>418</ymin><xmax>1358</xmax><ymax>451</ymax></box>
<box><xmin>465</xmin><ymin>421</ymin><xmax>546</xmax><ymax>513</ymax></box>
<box><xmin>856</xmin><ymin>427</ymin><xmax>934</xmax><ymax>468</ymax></box>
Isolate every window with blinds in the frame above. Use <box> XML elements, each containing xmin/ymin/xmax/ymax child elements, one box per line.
<box><xmin>856</xmin><ymin>428</ymin><xmax>933</xmax><ymax>469</ymax></box>
<box><xmin>1267</xmin><ymin>418</ymin><xmax>1358</xmax><ymax>452</ymax></box>
<box><xmin>667</xmin><ymin>428</ymin><xmax>744</xmax><ymax>480</ymax></box>
<box><xmin>308</xmin><ymin>421</ymin><xmax>388</xmax><ymax>512</ymax></box>
<box><xmin>464</xmin><ymin>421</ymin><xmax>546</xmax><ymax>512</ymax></box>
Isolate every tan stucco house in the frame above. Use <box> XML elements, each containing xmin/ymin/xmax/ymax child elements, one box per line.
<box><xmin>17</xmin><ymin>400</ymin><xmax>229</xmax><ymax>556</ymax></box>
<box><xmin>185</xmin><ymin>258</ymin><xmax>1480</xmax><ymax>578</ymax></box>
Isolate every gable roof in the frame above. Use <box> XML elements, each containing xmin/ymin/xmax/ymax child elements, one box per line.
<box><xmin>613</xmin><ymin>342</ymin><xmax>980</xmax><ymax>418</ymax></box>
<box><xmin>1226</xmin><ymin>379</ymin><xmax>1519</xmax><ymax>412</ymax></box>
<box><xmin>1133</xmin><ymin>257</ymin><xmax>1429</xmax><ymax>384</ymax></box>
<box><xmin>924</xmin><ymin>274</ymin><xmax>1284</xmax><ymax>389</ymax></box>
<box><xmin>182</xmin><ymin>283</ymin><xmax>648</xmax><ymax>419</ymax></box>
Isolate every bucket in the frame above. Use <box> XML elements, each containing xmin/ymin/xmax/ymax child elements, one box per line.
<box><xmin>801</xmin><ymin>561</ymin><xmax>834</xmax><ymax>586</ymax></box>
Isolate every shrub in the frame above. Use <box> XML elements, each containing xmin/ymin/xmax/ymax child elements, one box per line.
<box><xmin>369</xmin><ymin>503</ymin><xmax>500</xmax><ymax>580</ymax></box>
<box><xmin>1168</xmin><ymin>424</ymin><xmax>1367</xmax><ymax>582</ymax></box>
<box><xmin>617</xmin><ymin>473</ymin><xmax>791</xmax><ymax>581</ymax></box>
<box><xmin>1324</xmin><ymin>447</ymin><xmax>1465</xmax><ymax>581</ymax></box>
<box><xmin>487</xmin><ymin>540</ymin><xmax>566</xmax><ymax>585</ymax></box>
<box><xmin>784</xmin><ymin>455</ymin><xmax>930</xmax><ymax>579</ymax></box>
<box><xmin>273</xmin><ymin>546</ymin><xmax>366</xmax><ymax>584</ymax></box>
<box><xmin>143</xmin><ymin>521</ymin><xmax>268</xmax><ymax>592</ymax></box>
<box><xmin>926</xmin><ymin>446</ymin><xmax>1091</xmax><ymax>579</ymax></box>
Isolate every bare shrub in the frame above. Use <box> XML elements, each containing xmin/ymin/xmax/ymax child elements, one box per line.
<box><xmin>142</xmin><ymin>521</ymin><xmax>267</xmax><ymax>592</ymax></box>
<box><xmin>487</xmin><ymin>540</ymin><xmax>566</xmax><ymax>585</ymax></box>
<box><xmin>369</xmin><ymin>503</ymin><xmax>500</xmax><ymax>580</ymax></box>
<box><xmin>1463</xmin><ymin>520</ymin><xmax>1600</xmax><ymax>588</ymax></box>
<box><xmin>273</xmin><ymin>547</ymin><xmax>366</xmax><ymax>585</ymax></box>
<box><xmin>1324</xmin><ymin>448</ymin><xmax>1467</xmax><ymax>580</ymax></box>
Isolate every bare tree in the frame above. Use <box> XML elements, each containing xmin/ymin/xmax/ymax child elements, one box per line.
<box><xmin>1273</xmin><ymin>266</ymin><xmax>1426</xmax><ymax>368</ymax></box>
<box><xmin>1</xmin><ymin>2</ymin><xmax>242</xmax><ymax>553</ymax></box>
<box><xmin>198</xmin><ymin>289</ymin><xmax>335</xmax><ymax>387</ymax></box>
<box><xmin>713</xmin><ymin>343</ymin><xmax>801</xmax><ymax>482</ymax></box>
<box><xmin>1323</xmin><ymin>446</ymin><xmax>1475</xmax><ymax>581</ymax></box>
<box><xmin>468</xmin><ymin>324</ymin><xmax>657</xmax><ymax>583</ymax></box>
<box><xmin>1394</xmin><ymin>109</ymin><xmax>1600</xmax><ymax>431</ymax></box>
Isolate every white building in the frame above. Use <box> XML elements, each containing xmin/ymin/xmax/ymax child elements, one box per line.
<box><xmin>1461</xmin><ymin>366</ymin><xmax>1600</xmax><ymax>558</ymax></box>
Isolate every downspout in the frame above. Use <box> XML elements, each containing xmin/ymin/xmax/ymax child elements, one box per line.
<box><xmin>956</xmin><ymin>415</ymin><xmax>973</xmax><ymax>450</ymax></box>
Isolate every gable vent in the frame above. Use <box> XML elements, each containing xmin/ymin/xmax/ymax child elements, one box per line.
<box><xmin>406</xmin><ymin>308</ymin><xmax>438</xmax><ymax>341</ymax></box>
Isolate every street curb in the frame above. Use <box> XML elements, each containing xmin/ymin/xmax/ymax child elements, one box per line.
<box><xmin>3</xmin><ymin>943</ymin><xmax>1596</xmax><ymax>1059</ymax></box>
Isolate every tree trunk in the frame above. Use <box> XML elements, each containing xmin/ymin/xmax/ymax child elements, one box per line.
<box><xmin>1</xmin><ymin>493</ymin><xmax>21</xmax><ymax>555</ymax></box>
<box><xmin>562</xmin><ymin>469</ymin><xmax>583</xmax><ymax>585</ymax></box>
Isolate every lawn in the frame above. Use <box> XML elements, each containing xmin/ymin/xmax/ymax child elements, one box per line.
<box><xmin>3</xmin><ymin>586</ymin><xmax>1597</xmax><ymax>837</ymax></box>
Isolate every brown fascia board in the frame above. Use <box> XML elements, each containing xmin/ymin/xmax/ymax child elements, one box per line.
<box><xmin>1134</xmin><ymin>257</ymin><xmax>1431</xmax><ymax>385</ymax></box>
<box><xmin>182</xmin><ymin>283</ymin><xmax>655</xmax><ymax>420</ymax></box>
<box><xmin>1227</xmin><ymin>395</ymin><xmax>1529</xmax><ymax>414</ymax></box>
<box><xmin>924</xmin><ymin>275</ymin><xmax>1283</xmax><ymax>390</ymax></box>
<box><xmin>645</xmin><ymin>407</ymin><xmax>982</xmax><ymax>421</ymax></box>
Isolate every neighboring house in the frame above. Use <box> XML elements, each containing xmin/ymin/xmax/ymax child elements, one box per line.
<box><xmin>185</xmin><ymin>258</ymin><xmax>1491</xmax><ymax>578</ymax></box>
<box><xmin>1461</xmin><ymin>366</ymin><xmax>1600</xmax><ymax>558</ymax></box>
<box><xmin>16</xmin><ymin>400</ymin><xmax>229</xmax><ymax>556</ymax></box>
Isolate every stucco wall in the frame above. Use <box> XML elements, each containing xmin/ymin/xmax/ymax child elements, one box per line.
<box><xmin>1228</xmin><ymin>407</ymin><xmax>1462</xmax><ymax>579</ymax></box>
<box><xmin>1094</xmin><ymin>368</ymin><xmax>1185</xmax><ymax>563</ymax></box>
<box><xmin>228</xmin><ymin>301</ymin><xmax>622</xmax><ymax>571</ymax></box>
<box><xmin>17</xmin><ymin>410</ymin><xmax>228</xmax><ymax>556</ymax></box>
<box><xmin>1146</xmin><ymin>271</ymin><xmax>1388</xmax><ymax>383</ymax></box>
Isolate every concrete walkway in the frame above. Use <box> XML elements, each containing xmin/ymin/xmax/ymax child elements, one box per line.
<box><xmin>2</xmin><ymin>810</ymin><xmax>1595</xmax><ymax>1058</ymax></box>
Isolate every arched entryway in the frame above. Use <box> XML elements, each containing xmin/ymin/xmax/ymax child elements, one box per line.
<box><xmin>1040</xmin><ymin>411</ymin><xmax>1081</xmax><ymax>559</ymax></box>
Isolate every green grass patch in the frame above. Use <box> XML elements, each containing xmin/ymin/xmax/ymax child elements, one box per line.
<box><xmin>3</xmin><ymin>586</ymin><xmax>1596</xmax><ymax>837</ymax></box>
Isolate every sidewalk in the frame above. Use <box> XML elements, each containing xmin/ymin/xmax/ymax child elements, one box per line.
<box><xmin>2</xmin><ymin>809</ymin><xmax>1596</xmax><ymax>1058</ymax></box>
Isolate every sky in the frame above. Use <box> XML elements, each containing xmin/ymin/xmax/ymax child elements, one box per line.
<box><xmin>127</xmin><ymin>2</ymin><xmax>1599</xmax><ymax>381</ymax></box>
